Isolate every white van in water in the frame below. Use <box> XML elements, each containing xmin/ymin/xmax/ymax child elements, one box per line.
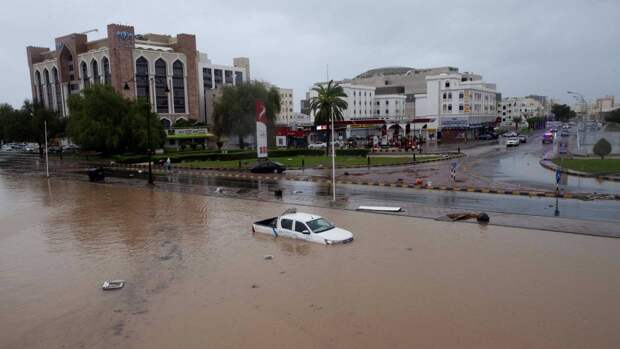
<box><xmin>252</xmin><ymin>209</ymin><xmax>354</xmax><ymax>245</ymax></box>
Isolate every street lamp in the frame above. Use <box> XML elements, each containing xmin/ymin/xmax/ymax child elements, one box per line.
<box><xmin>124</xmin><ymin>77</ymin><xmax>170</xmax><ymax>185</ymax></box>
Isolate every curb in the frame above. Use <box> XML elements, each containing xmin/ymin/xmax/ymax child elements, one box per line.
<box><xmin>105</xmin><ymin>163</ymin><xmax>620</xmax><ymax>201</ymax></box>
<box><xmin>539</xmin><ymin>160</ymin><xmax>620</xmax><ymax>183</ymax></box>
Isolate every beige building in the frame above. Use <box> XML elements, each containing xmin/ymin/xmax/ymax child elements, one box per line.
<box><xmin>497</xmin><ymin>97</ymin><xmax>544</xmax><ymax>129</ymax></box>
<box><xmin>276</xmin><ymin>88</ymin><xmax>294</xmax><ymax>125</ymax></box>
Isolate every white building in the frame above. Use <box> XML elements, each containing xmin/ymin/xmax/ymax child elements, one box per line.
<box><xmin>307</xmin><ymin>83</ymin><xmax>375</xmax><ymax>121</ymax></box>
<box><xmin>415</xmin><ymin>73</ymin><xmax>498</xmax><ymax>142</ymax></box>
<box><xmin>198</xmin><ymin>52</ymin><xmax>249</xmax><ymax>125</ymax></box>
<box><xmin>276</xmin><ymin>88</ymin><xmax>294</xmax><ymax>125</ymax></box>
<box><xmin>373</xmin><ymin>94</ymin><xmax>407</xmax><ymax>121</ymax></box>
<box><xmin>497</xmin><ymin>97</ymin><xmax>544</xmax><ymax>129</ymax></box>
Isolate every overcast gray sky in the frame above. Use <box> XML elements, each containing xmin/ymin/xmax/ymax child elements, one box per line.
<box><xmin>2</xmin><ymin>0</ymin><xmax>619</xmax><ymax>109</ymax></box>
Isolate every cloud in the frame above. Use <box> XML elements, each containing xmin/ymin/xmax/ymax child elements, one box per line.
<box><xmin>2</xmin><ymin>0</ymin><xmax>618</xmax><ymax>108</ymax></box>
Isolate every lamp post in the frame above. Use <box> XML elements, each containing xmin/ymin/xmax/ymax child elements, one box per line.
<box><xmin>330</xmin><ymin>106</ymin><xmax>336</xmax><ymax>202</ymax></box>
<box><xmin>124</xmin><ymin>77</ymin><xmax>170</xmax><ymax>185</ymax></box>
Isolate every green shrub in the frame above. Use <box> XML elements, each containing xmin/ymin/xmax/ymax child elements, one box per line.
<box><xmin>593</xmin><ymin>138</ymin><xmax>612</xmax><ymax>159</ymax></box>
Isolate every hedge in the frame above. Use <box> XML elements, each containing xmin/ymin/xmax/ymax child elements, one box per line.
<box><xmin>114</xmin><ymin>148</ymin><xmax>370</xmax><ymax>164</ymax></box>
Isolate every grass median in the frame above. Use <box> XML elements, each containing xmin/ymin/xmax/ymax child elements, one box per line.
<box><xmin>176</xmin><ymin>155</ymin><xmax>441</xmax><ymax>169</ymax></box>
<box><xmin>552</xmin><ymin>158</ymin><xmax>620</xmax><ymax>175</ymax></box>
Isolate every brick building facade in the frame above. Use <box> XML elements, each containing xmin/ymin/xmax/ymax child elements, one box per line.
<box><xmin>27</xmin><ymin>23</ymin><xmax>250</xmax><ymax>127</ymax></box>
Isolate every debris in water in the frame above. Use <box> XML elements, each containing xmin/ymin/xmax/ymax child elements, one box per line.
<box><xmin>264</xmin><ymin>255</ymin><xmax>274</xmax><ymax>260</ymax></box>
<box><xmin>251</xmin><ymin>284</ymin><xmax>259</xmax><ymax>289</ymax></box>
<box><xmin>215</xmin><ymin>187</ymin><xmax>223</xmax><ymax>193</ymax></box>
<box><xmin>445</xmin><ymin>212</ymin><xmax>490</xmax><ymax>224</ymax></box>
<box><xmin>293</xmin><ymin>190</ymin><xmax>303</xmax><ymax>194</ymax></box>
<box><xmin>102</xmin><ymin>280</ymin><xmax>125</xmax><ymax>290</ymax></box>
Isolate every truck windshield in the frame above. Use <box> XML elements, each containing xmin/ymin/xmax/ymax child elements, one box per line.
<box><xmin>306</xmin><ymin>218</ymin><xmax>334</xmax><ymax>233</ymax></box>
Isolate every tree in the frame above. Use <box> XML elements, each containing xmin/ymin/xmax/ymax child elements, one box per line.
<box><xmin>67</xmin><ymin>85</ymin><xmax>163</xmax><ymax>155</ymax></box>
<box><xmin>605</xmin><ymin>109</ymin><xmax>620</xmax><ymax>124</ymax></box>
<box><xmin>213</xmin><ymin>81</ymin><xmax>280</xmax><ymax>149</ymax></box>
<box><xmin>309</xmin><ymin>80</ymin><xmax>348</xmax><ymax>154</ymax></box>
<box><xmin>593</xmin><ymin>138</ymin><xmax>612</xmax><ymax>160</ymax></box>
<box><xmin>0</xmin><ymin>101</ymin><xmax>65</xmax><ymax>156</ymax></box>
<box><xmin>512</xmin><ymin>115</ymin><xmax>523</xmax><ymax>132</ymax></box>
<box><xmin>551</xmin><ymin>104</ymin><xmax>577</xmax><ymax>122</ymax></box>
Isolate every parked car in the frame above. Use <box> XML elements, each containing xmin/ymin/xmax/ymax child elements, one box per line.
<box><xmin>518</xmin><ymin>135</ymin><xmax>527</xmax><ymax>143</ymax></box>
<box><xmin>252</xmin><ymin>208</ymin><xmax>354</xmax><ymax>245</ymax></box>
<box><xmin>559</xmin><ymin>142</ymin><xmax>569</xmax><ymax>154</ymax></box>
<box><xmin>250</xmin><ymin>160</ymin><xmax>286</xmax><ymax>174</ymax></box>
<box><xmin>308</xmin><ymin>142</ymin><xmax>327</xmax><ymax>149</ymax></box>
<box><xmin>478</xmin><ymin>134</ymin><xmax>494</xmax><ymax>141</ymax></box>
<box><xmin>560</xmin><ymin>130</ymin><xmax>569</xmax><ymax>137</ymax></box>
<box><xmin>62</xmin><ymin>144</ymin><xmax>80</xmax><ymax>153</ymax></box>
<box><xmin>502</xmin><ymin>131</ymin><xmax>518</xmax><ymax>138</ymax></box>
<box><xmin>506</xmin><ymin>137</ymin><xmax>520</xmax><ymax>147</ymax></box>
<box><xmin>48</xmin><ymin>145</ymin><xmax>61</xmax><ymax>153</ymax></box>
<box><xmin>542</xmin><ymin>132</ymin><xmax>554</xmax><ymax>144</ymax></box>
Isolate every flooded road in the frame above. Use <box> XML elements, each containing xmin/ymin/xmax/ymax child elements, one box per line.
<box><xmin>1</xmin><ymin>173</ymin><xmax>620</xmax><ymax>348</ymax></box>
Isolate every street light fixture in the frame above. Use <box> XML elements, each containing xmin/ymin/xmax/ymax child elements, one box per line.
<box><xmin>123</xmin><ymin>77</ymin><xmax>170</xmax><ymax>185</ymax></box>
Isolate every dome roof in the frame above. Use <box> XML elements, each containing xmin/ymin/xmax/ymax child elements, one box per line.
<box><xmin>355</xmin><ymin>67</ymin><xmax>415</xmax><ymax>79</ymax></box>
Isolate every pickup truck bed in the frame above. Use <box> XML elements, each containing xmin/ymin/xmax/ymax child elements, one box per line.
<box><xmin>252</xmin><ymin>217</ymin><xmax>278</xmax><ymax>236</ymax></box>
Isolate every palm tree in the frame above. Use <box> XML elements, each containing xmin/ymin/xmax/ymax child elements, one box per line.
<box><xmin>512</xmin><ymin>115</ymin><xmax>523</xmax><ymax>132</ymax></box>
<box><xmin>309</xmin><ymin>80</ymin><xmax>348</xmax><ymax>155</ymax></box>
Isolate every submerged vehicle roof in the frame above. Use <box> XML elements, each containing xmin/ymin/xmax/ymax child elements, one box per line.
<box><xmin>281</xmin><ymin>212</ymin><xmax>323</xmax><ymax>222</ymax></box>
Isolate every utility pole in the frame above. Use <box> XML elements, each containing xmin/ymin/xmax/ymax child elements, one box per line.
<box><xmin>44</xmin><ymin>120</ymin><xmax>49</xmax><ymax>178</ymax></box>
<box><xmin>331</xmin><ymin>106</ymin><xmax>336</xmax><ymax>201</ymax></box>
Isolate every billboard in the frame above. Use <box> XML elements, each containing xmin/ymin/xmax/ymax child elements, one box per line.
<box><xmin>255</xmin><ymin>100</ymin><xmax>268</xmax><ymax>158</ymax></box>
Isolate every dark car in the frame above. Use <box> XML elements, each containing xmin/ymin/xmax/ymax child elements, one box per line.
<box><xmin>87</xmin><ymin>167</ymin><xmax>106</xmax><ymax>182</ymax></box>
<box><xmin>478</xmin><ymin>134</ymin><xmax>494</xmax><ymax>141</ymax></box>
<box><xmin>518</xmin><ymin>135</ymin><xmax>527</xmax><ymax>143</ymax></box>
<box><xmin>251</xmin><ymin>160</ymin><xmax>286</xmax><ymax>174</ymax></box>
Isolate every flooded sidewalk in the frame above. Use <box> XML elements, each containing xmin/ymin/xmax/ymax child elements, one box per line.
<box><xmin>1</xmin><ymin>174</ymin><xmax>620</xmax><ymax>348</ymax></box>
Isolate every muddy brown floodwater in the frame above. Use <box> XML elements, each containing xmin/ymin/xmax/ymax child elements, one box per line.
<box><xmin>1</xmin><ymin>173</ymin><xmax>619</xmax><ymax>349</ymax></box>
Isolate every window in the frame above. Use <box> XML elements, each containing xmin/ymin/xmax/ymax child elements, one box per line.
<box><xmin>385</xmin><ymin>109</ymin><xmax>389</xmax><ymax>114</ymax></box>
<box><xmin>443</xmin><ymin>93</ymin><xmax>447</xmax><ymax>100</ymax></box>
<box><xmin>81</xmin><ymin>61</ymin><xmax>90</xmax><ymax>89</ymax></box>
<box><xmin>294</xmin><ymin>221</ymin><xmax>308</xmax><ymax>233</ymax></box>
<box><xmin>53</xmin><ymin>67</ymin><xmax>62</xmax><ymax>113</ymax></box>
<box><xmin>385</xmin><ymin>100</ymin><xmax>389</xmax><ymax>105</ymax></box>
<box><xmin>155</xmin><ymin>59</ymin><xmax>169</xmax><ymax>113</ymax></box>
<box><xmin>306</xmin><ymin>218</ymin><xmax>334</xmax><ymax>233</ymax></box>
<box><xmin>91</xmin><ymin>60</ymin><xmax>100</xmax><ymax>85</ymax></box>
<box><xmin>459</xmin><ymin>104</ymin><xmax>464</xmax><ymax>111</ymax></box>
<box><xmin>135</xmin><ymin>57</ymin><xmax>150</xmax><ymax>103</ymax></box>
<box><xmin>224</xmin><ymin>70</ymin><xmax>233</xmax><ymax>84</ymax></box>
<box><xmin>102</xmin><ymin>57</ymin><xmax>111</xmax><ymax>85</ymax></box>
<box><xmin>281</xmin><ymin>219</ymin><xmax>293</xmax><ymax>230</ymax></box>
<box><xmin>214</xmin><ymin>69</ymin><xmax>223</xmax><ymax>86</ymax></box>
<box><xmin>35</xmin><ymin>71</ymin><xmax>43</xmax><ymax>104</ymax></box>
<box><xmin>442</xmin><ymin>104</ymin><xmax>447</xmax><ymax>112</ymax></box>
<box><xmin>445</xmin><ymin>81</ymin><xmax>450</xmax><ymax>88</ymax></box>
<box><xmin>448</xmin><ymin>92</ymin><xmax>452</xmax><ymax>99</ymax></box>
<box><xmin>172</xmin><ymin>60</ymin><xmax>186</xmax><ymax>113</ymax></box>
<box><xmin>203</xmin><ymin>68</ymin><xmax>213</xmax><ymax>89</ymax></box>
<box><xmin>448</xmin><ymin>104</ymin><xmax>452</xmax><ymax>111</ymax></box>
<box><xmin>376</xmin><ymin>101</ymin><xmax>380</xmax><ymax>106</ymax></box>
<box><xmin>353</xmin><ymin>91</ymin><xmax>356</xmax><ymax>96</ymax></box>
<box><xmin>234</xmin><ymin>71</ymin><xmax>243</xmax><ymax>85</ymax></box>
<box><xmin>42</xmin><ymin>69</ymin><xmax>52</xmax><ymax>109</ymax></box>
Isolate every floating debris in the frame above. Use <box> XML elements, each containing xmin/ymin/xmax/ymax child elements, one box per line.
<box><xmin>264</xmin><ymin>255</ymin><xmax>274</xmax><ymax>260</ymax></box>
<box><xmin>102</xmin><ymin>280</ymin><xmax>125</xmax><ymax>290</ymax></box>
<box><xmin>357</xmin><ymin>206</ymin><xmax>402</xmax><ymax>212</ymax></box>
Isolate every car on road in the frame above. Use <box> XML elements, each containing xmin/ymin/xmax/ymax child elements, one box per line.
<box><xmin>250</xmin><ymin>160</ymin><xmax>286</xmax><ymax>174</ymax></box>
<box><xmin>62</xmin><ymin>144</ymin><xmax>80</xmax><ymax>153</ymax></box>
<box><xmin>506</xmin><ymin>137</ymin><xmax>520</xmax><ymax>147</ymax></box>
<box><xmin>560</xmin><ymin>130</ymin><xmax>569</xmax><ymax>137</ymax></box>
<box><xmin>252</xmin><ymin>209</ymin><xmax>354</xmax><ymax>245</ymax></box>
<box><xmin>542</xmin><ymin>132</ymin><xmax>554</xmax><ymax>144</ymax></box>
<box><xmin>559</xmin><ymin>142</ymin><xmax>569</xmax><ymax>154</ymax></box>
<box><xmin>502</xmin><ymin>132</ymin><xmax>518</xmax><ymax>138</ymax></box>
<box><xmin>478</xmin><ymin>134</ymin><xmax>494</xmax><ymax>141</ymax></box>
<box><xmin>518</xmin><ymin>135</ymin><xmax>527</xmax><ymax>143</ymax></box>
<box><xmin>308</xmin><ymin>142</ymin><xmax>327</xmax><ymax>149</ymax></box>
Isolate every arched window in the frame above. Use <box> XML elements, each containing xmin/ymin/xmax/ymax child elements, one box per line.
<box><xmin>102</xmin><ymin>57</ymin><xmax>111</xmax><ymax>85</ymax></box>
<box><xmin>172</xmin><ymin>60</ymin><xmax>185</xmax><ymax>113</ymax></box>
<box><xmin>155</xmin><ymin>59</ymin><xmax>169</xmax><ymax>113</ymax></box>
<box><xmin>91</xmin><ymin>59</ymin><xmax>100</xmax><ymax>85</ymax></box>
<box><xmin>44</xmin><ymin>69</ymin><xmax>53</xmax><ymax>109</ymax></box>
<box><xmin>52</xmin><ymin>67</ymin><xmax>62</xmax><ymax>114</ymax></box>
<box><xmin>135</xmin><ymin>57</ymin><xmax>150</xmax><ymax>102</ymax></box>
<box><xmin>35</xmin><ymin>71</ymin><xmax>44</xmax><ymax>104</ymax></box>
<box><xmin>160</xmin><ymin>118</ymin><xmax>171</xmax><ymax>129</ymax></box>
<box><xmin>81</xmin><ymin>61</ymin><xmax>90</xmax><ymax>89</ymax></box>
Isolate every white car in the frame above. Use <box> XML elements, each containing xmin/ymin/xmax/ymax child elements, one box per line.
<box><xmin>252</xmin><ymin>209</ymin><xmax>354</xmax><ymax>245</ymax></box>
<box><xmin>308</xmin><ymin>142</ymin><xmax>327</xmax><ymax>149</ymax></box>
<box><xmin>506</xmin><ymin>137</ymin><xmax>520</xmax><ymax>147</ymax></box>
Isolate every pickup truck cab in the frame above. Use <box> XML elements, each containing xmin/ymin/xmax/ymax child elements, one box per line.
<box><xmin>252</xmin><ymin>209</ymin><xmax>354</xmax><ymax>245</ymax></box>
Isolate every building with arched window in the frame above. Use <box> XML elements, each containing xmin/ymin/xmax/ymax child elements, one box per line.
<box><xmin>27</xmin><ymin>23</ymin><xmax>250</xmax><ymax>124</ymax></box>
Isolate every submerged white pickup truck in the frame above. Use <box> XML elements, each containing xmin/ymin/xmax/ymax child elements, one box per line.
<box><xmin>252</xmin><ymin>209</ymin><xmax>354</xmax><ymax>245</ymax></box>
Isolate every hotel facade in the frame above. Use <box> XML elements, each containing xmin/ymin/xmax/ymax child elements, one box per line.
<box><xmin>26</xmin><ymin>24</ymin><xmax>249</xmax><ymax>127</ymax></box>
